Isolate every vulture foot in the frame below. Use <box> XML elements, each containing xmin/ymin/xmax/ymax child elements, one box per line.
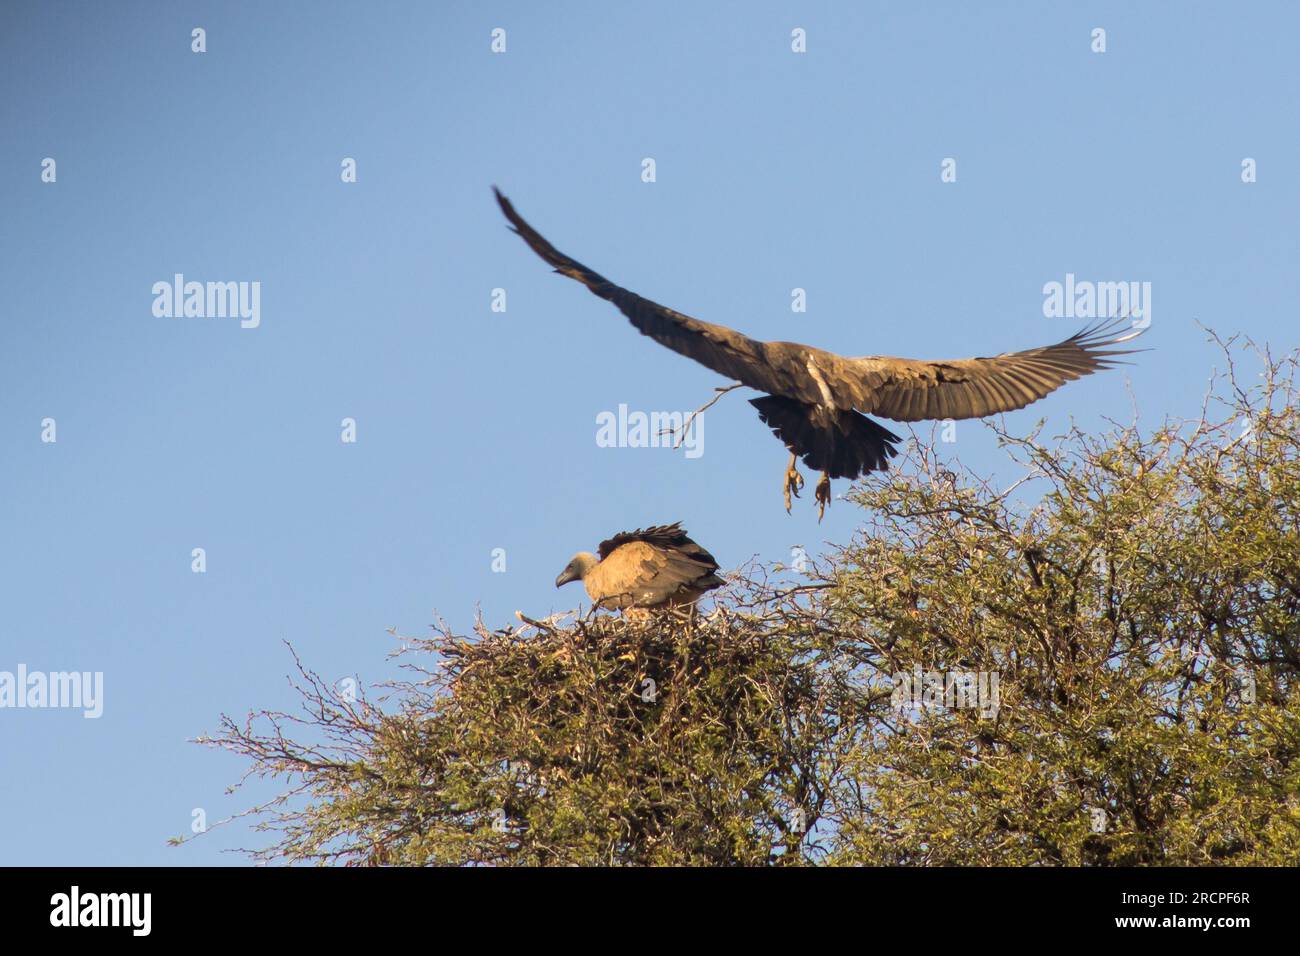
<box><xmin>815</xmin><ymin>472</ymin><xmax>832</xmax><ymax>521</ymax></box>
<box><xmin>783</xmin><ymin>453</ymin><xmax>804</xmax><ymax>514</ymax></box>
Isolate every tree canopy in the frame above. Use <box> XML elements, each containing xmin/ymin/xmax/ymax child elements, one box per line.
<box><xmin>196</xmin><ymin>338</ymin><xmax>1300</xmax><ymax>865</ymax></box>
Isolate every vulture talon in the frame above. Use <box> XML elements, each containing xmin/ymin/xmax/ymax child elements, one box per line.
<box><xmin>815</xmin><ymin>472</ymin><xmax>832</xmax><ymax>522</ymax></box>
<box><xmin>783</xmin><ymin>453</ymin><xmax>804</xmax><ymax>514</ymax></box>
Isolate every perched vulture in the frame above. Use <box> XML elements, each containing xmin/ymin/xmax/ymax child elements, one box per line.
<box><xmin>496</xmin><ymin>188</ymin><xmax>1145</xmax><ymax>518</ymax></box>
<box><xmin>555</xmin><ymin>523</ymin><xmax>724</xmax><ymax>615</ymax></box>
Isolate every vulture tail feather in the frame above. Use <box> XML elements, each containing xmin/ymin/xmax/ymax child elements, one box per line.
<box><xmin>750</xmin><ymin>395</ymin><xmax>901</xmax><ymax>480</ymax></box>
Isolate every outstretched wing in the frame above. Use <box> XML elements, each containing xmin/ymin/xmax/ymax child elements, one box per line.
<box><xmin>496</xmin><ymin>189</ymin><xmax>1146</xmax><ymax>422</ymax></box>
<box><xmin>853</xmin><ymin>319</ymin><xmax>1146</xmax><ymax>422</ymax></box>
<box><xmin>495</xmin><ymin>189</ymin><xmax>829</xmax><ymax>406</ymax></box>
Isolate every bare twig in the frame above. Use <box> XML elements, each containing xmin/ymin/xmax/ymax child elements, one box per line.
<box><xmin>659</xmin><ymin>382</ymin><xmax>745</xmax><ymax>449</ymax></box>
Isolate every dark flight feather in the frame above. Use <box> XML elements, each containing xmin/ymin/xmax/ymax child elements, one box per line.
<box><xmin>495</xmin><ymin>189</ymin><xmax>1146</xmax><ymax>481</ymax></box>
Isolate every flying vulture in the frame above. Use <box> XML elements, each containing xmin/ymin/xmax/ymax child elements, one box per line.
<box><xmin>496</xmin><ymin>188</ymin><xmax>1145</xmax><ymax>518</ymax></box>
<box><xmin>555</xmin><ymin>522</ymin><xmax>724</xmax><ymax>616</ymax></box>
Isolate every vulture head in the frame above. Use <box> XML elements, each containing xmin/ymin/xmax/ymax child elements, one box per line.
<box><xmin>555</xmin><ymin>552</ymin><xmax>599</xmax><ymax>589</ymax></box>
<box><xmin>554</xmin><ymin>523</ymin><xmax>724</xmax><ymax>614</ymax></box>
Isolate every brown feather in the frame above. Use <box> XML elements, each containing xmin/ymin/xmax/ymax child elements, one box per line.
<box><xmin>857</xmin><ymin>319</ymin><xmax>1143</xmax><ymax>422</ymax></box>
<box><xmin>750</xmin><ymin>396</ymin><xmax>900</xmax><ymax>479</ymax></box>
<box><xmin>583</xmin><ymin>523</ymin><xmax>723</xmax><ymax>611</ymax></box>
<box><xmin>496</xmin><ymin>190</ymin><xmax>1146</xmax><ymax>481</ymax></box>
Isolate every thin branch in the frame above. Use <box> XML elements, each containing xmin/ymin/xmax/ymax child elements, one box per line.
<box><xmin>659</xmin><ymin>382</ymin><xmax>746</xmax><ymax>449</ymax></box>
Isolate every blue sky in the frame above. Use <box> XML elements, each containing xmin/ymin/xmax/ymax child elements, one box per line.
<box><xmin>1</xmin><ymin>1</ymin><xmax>1296</xmax><ymax>865</ymax></box>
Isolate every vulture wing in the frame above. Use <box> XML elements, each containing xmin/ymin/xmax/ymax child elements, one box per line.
<box><xmin>495</xmin><ymin>189</ymin><xmax>833</xmax><ymax>407</ymax></box>
<box><xmin>852</xmin><ymin>319</ymin><xmax>1145</xmax><ymax>422</ymax></box>
<box><xmin>496</xmin><ymin>189</ymin><xmax>1145</xmax><ymax>423</ymax></box>
<box><xmin>596</xmin><ymin>522</ymin><xmax>713</xmax><ymax>562</ymax></box>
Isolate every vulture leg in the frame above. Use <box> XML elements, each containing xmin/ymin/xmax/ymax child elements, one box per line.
<box><xmin>814</xmin><ymin>472</ymin><xmax>832</xmax><ymax>521</ymax></box>
<box><xmin>783</xmin><ymin>452</ymin><xmax>804</xmax><ymax>513</ymax></box>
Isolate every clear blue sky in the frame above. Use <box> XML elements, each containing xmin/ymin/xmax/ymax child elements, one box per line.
<box><xmin>1</xmin><ymin>1</ymin><xmax>1296</xmax><ymax>864</ymax></box>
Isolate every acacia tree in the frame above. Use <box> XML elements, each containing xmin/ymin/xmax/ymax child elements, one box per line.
<box><xmin>829</xmin><ymin>338</ymin><xmax>1300</xmax><ymax>865</ymax></box>
<box><xmin>196</xmin><ymin>338</ymin><xmax>1300</xmax><ymax>865</ymax></box>
<box><xmin>196</xmin><ymin>593</ymin><xmax>863</xmax><ymax>865</ymax></box>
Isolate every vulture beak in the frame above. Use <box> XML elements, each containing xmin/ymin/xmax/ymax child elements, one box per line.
<box><xmin>555</xmin><ymin>567</ymin><xmax>577</xmax><ymax>588</ymax></box>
